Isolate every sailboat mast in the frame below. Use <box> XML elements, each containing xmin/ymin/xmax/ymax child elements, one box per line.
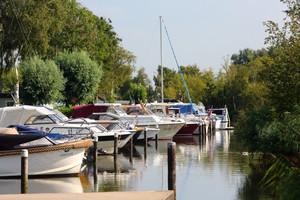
<box><xmin>160</xmin><ymin>16</ymin><xmax>164</xmax><ymax>103</ymax></box>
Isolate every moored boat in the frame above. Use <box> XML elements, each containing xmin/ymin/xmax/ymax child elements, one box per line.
<box><xmin>0</xmin><ymin>139</ymin><xmax>92</xmax><ymax>178</ymax></box>
<box><xmin>208</xmin><ymin>107</ymin><xmax>230</xmax><ymax>130</ymax></box>
<box><xmin>0</xmin><ymin>105</ymin><xmax>133</xmax><ymax>153</ymax></box>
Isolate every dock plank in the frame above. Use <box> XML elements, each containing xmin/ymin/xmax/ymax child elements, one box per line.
<box><xmin>0</xmin><ymin>191</ymin><xmax>174</xmax><ymax>200</ymax></box>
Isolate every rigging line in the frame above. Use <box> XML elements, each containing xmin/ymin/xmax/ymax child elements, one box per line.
<box><xmin>161</xmin><ymin>18</ymin><xmax>193</xmax><ymax>103</ymax></box>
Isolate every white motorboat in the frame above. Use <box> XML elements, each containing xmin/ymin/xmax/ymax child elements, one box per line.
<box><xmin>208</xmin><ymin>107</ymin><xmax>230</xmax><ymax>130</ymax></box>
<box><xmin>86</xmin><ymin>112</ymin><xmax>159</xmax><ymax>141</ymax></box>
<box><xmin>72</xmin><ymin>104</ymin><xmax>184</xmax><ymax>140</ymax></box>
<box><xmin>0</xmin><ymin>106</ymin><xmax>133</xmax><ymax>153</ymax></box>
<box><xmin>0</xmin><ymin>139</ymin><xmax>92</xmax><ymax>177</ymax></box>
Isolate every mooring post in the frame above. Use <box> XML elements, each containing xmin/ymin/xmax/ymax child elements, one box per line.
<box><xmin>168</xmin><ymin>142</ymin><xmax>176</xmax><ymax>199</ymax></box>
<box><xmin>93</xmin><ymin>136</ymin><xmax>98</xmax><ymax>163</ymax></box>
<box><xmin>114</xmin><ymin>133</ymin><xmax>118</xmax><ymax>173</ymax></box>
<box><xmin>144</xmin><ymin>128</ymin><xmax>148</xmax><ymax>161</ymax></box>
<box><xmin>129</xmin><ymin>134</ymin><xmax>133</xmax><ymax>164</ymax></box>
<box><xmin>114</xmin><ymin>132</ymin><xmax>118</xmax><ymax>155</ymax></box>
<box><xmin>155</xmin><ymin>133</ymin><xmax>158</xmax><ymax>150</ymax></box>
<box><xmin>21</xmin><ymin>149</ymin><xmax>28</xmax><ymax>194</ymax></box>
<box><xmin>198</xmin><ymin>123</ymin><xmax>202</xmax><ymax>143</ymax></box>
<box><xmin>93</xmin><ymin>136</ymin><xmax>98</xmax><ymax>191</ymax></box>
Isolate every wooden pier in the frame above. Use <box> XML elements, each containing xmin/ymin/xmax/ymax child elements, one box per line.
<box><xmin>0</xmin><ymin>191</ymin><xmax>174</xmax><ymax>200</ymax></box>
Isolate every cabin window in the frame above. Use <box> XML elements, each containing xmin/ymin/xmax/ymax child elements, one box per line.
<box><xmin>25</xmin><ymin>115</ymin><xmax>54</xmax><ymax>125</ymax></box>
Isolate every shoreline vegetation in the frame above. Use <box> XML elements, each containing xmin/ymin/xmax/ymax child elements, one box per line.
<box><xmin>0</xmin><ymin>0</ymin><xmax>299</xmax><ymax>199</ymax></box>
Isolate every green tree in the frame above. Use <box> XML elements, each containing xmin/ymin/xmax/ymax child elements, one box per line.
<box><xmin>19</xmin><ymin>56</ymin><xmax>64</xmax><ymax>105</ymax></box>
<box><xmin>0</xmin><ymin>68</ymin><xmax>18</xmax><ymax>94</ymax></box>
<box><xmin>0</xmin><ymin>0</ymin><xmax>68</xmax><ymax>71</ymax></box>
<box><xmin>98</xmin><ymin>47</ymin><xmax>135</xmax><ymax>101</ymax></box>
<box><xmin>127</xmin><ymin>83</ymin><xmax>147</xmax><ymax>104</ymax></box>
<box><xmin>262</xmin><ymin>0</ymin><xmax>300</xmax><ymax>113</ymax></box>
<box><xmin>55</xmin><ymin>51</ymin><xmax>102</xmax><ymax>105</ymax></box>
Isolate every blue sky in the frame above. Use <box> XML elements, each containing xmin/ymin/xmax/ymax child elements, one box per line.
<box><xmin>77</xmin><ymin>0</ymin><xmax>285</xmax><ymax>77</ymax></box>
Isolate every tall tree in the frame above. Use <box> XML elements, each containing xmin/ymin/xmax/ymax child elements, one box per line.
<box><xmin>0</xmin><ymin>0</ymin><xmax>68</xmax><ymax>71</ymax></box>
<box><xmin>98</xmin><ymin>46</ymin><xmax>135</xmax><ymax>101</ymax></box>
<box><xmin>262</xmin><ymin>0</ymin><xmax>300</xmax><ymax>113</ymax></box>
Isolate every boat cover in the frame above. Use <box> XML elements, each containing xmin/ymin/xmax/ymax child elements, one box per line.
<box><xmin>0</xmin><ymin>105</ymin><xmax>55</xmax><ymax>127</ymax></box>
<box><xmin>170</xmin><ymin>103</ymin><xmax>200</xmax><ymax>115</ymax></box>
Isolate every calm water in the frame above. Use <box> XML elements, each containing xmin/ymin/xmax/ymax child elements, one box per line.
<box><xmin>0</xmin><ymin>131</ymin><xmax>266</xmax><ymax>199</ymax></box>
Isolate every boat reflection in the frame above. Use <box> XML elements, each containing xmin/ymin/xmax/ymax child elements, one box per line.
<box><xmin>0</xmin><ymin>177</ymin><xmax>85</xmax><ymax>194</ymax></box>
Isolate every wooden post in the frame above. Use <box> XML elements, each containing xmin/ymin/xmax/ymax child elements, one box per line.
<box><xmin>168</xmin><ymin>142</ymin><xmax>176</xmax><ymax>199</ymax></box>
<box><xmin>155</xmin><ymin>133</ymin><xmax>158</xmax><ymax>150</ymax></box>
<box><xmin>21</xmin><ymin>149</ymin><xmax>28</xmax><ymax>194</ymax></box>
<box><xmin>144</xmin><ymin>128</ymin><xmax>148</xmax><ymax>161</ymax></box>
<box><xmin>129</xmin><ymin>135</ymin><xmax>133</xmax><ymax>164</ymax></box>
<box><xmin>93</xmin><ymin>137</ymin><xmax>98</xmax><ymax>192</ymax></box>
<box><xmin>93</xmin><ymin>137</ymin><xmax>98</xmax><ymax>163</ymax></box>
<box><xmin>114</xmin><ymin>133</ymin><xmax>118</xmax><ymax>155</ymax></box>
<box><xmin>199</xmin><ymin>123</ymin><xmax>202</xmax><ymax>143</ymax></box>
<box><xmin>114</xmin><ymin>133</ymin><xmax>118</xmax><ymax>173</ymax></box>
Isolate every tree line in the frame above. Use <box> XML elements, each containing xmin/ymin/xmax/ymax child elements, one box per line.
<box><xmin>0</xmin><ymin>0</ymin><xmax>135</xmax><ymax>103</ymax></box>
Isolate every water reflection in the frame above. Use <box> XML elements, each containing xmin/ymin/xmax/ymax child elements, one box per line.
<box><xmin>0</xmin><ymin>177</ymin><xmax>85</xmax><ymax>194</ymax></box>
<box><xmin>0</xmin><ymin>131</ymin><xmax>264</xmax><ymax>199</ymax></box>
<box><xmin>85</xmin><ymin>130</ymin><xmax>251</xmax><ymax>200</ymax></box>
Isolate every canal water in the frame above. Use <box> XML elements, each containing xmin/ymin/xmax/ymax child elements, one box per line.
<box><xmin>0</xmin><ymin>131</ymin><xmax>270</xmax><ymax>199</ymax></box>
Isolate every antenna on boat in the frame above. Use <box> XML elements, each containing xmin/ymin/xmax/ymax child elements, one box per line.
<box><xmin>159</xmin><ymin>16</ymin><xmax>164</xmax><ymax>103</ymax></box>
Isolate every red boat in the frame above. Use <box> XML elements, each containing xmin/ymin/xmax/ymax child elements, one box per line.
<box><xmin>175</xmin><ymin>121</ymin><xmax>199</xmax><ymax>136</ymax></box>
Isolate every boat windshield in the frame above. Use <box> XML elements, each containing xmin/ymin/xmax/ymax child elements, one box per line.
<box><xmin>108</xmin><ymin>106</ymin><xmax>127</xmax><ymax>116</ymax></box>
<box><xmin>48</xmin><ymin>114</ymin><xmax>65</xmax><ymax>123</ymax></box>
<box><xmin>25</xmin><ymin>115</ymin><xmax>55</xmax><ymax>125</ymax></box>
<box><xmin>89</xmin><ymin>125</ymin><xmax>106</xmax><ymax>132</ymax></box>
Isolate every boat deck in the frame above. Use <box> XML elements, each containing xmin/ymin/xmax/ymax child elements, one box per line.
<box><xmin>0</xmin><ymin>191</ymin><xmax>174</xmax><ymax>200</ymax></box>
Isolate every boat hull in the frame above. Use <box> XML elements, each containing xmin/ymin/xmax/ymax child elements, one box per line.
<box><xmin>157</xmin><ymin>122</ymin><xmax>184</xmax><ymax>140</ymax></box>
<box><xmin>175</xmin><ymin>122</ymin><xmax>199</xmax><ymax>136</ymax></box>
<box><xmin>0</xmin><ymin>148</ymin><xmax>87</xmax><ymax>178</ymax></box>
<box><xmin>215</xmin><ymin>120</ymin><xmax>229</xmax><ymax>130</ymax></box>
<box><xmin>136</xmin><ymin>127</ymin><xmax>159</xmax><ymax>141</ymax></box>
<box><xmin>96</xmin><ymin>132</ymin><xmax>133</xmax><ymax>154</ymax></box>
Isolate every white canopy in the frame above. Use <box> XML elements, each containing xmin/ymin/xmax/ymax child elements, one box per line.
<box><xmin>0</xmin><ymin>105</ymin><xmax>55</xmax><ymax>127</ymax></box>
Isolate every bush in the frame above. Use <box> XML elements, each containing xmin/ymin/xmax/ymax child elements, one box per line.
<box><xmin>235</xmin><ymin>106</ymin><xmax>275</xmax><ymax>152</ymax></box>
<box><xmin>55</xmin><ymin>51</ymin><xmax>102</xmax><ymax>105</ymax></box>
<box><xmin>20</xmin><ymin>56</ymin><xmax>64</xmax><ymax>105</ymax></box>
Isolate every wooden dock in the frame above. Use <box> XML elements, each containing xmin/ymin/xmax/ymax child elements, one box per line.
<box><xmin>0</xmin><ymin>191</ymin><xmax>175</xmax><ymax>200</ymax></box>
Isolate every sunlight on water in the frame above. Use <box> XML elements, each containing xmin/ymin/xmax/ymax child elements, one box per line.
<box><xmin>0</xmin><ymin>131</ymin><xmax>267</xmax><ymax>200</ymax></box>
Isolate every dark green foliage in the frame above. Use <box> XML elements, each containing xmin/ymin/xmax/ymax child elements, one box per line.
<box><xmin>126</xmin><ymin>83</ymin><xmax>147</xmax><ymax>104</ymax></box>
<box><xmin>278</xmin><ymin>169</ymin><xmax>300</xmax><ymax>200</ymax></box>
<box><xmin>55</xmin><ymin>51</ymin><xmax>102</xmax><ymax>105</ymax></box>
<box><xmin>238</xmin><ymin>163</ymin><xmax>274</xmax><ymax>200</ymax></box>
<box><xmin>231</xmin><ymin>48</ymin><xmax>269</xmax><ymax>65</ymax></box>
<box><xmin>19</xmin><ymin>56</ymin><xmax>64</xmax><ymax>105</ymax></box>
<box><xmin>260</xmin><ymin>44</ymin><xmax>300</xmax><ymax>114</ymax></box>
<box><xmin>0</xmin><ymin>68</ymin><xmax>18</xmax><ymax>93</ymax></box>
<box><xmin>235</xmin><ymin>107</ymin><xmax>276</xmax><ymax>152</ymax></box>
<box><xmin>57</xmin><ymin>105</ymin><xmax>72</xmax><ymax>118</ymax></box>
